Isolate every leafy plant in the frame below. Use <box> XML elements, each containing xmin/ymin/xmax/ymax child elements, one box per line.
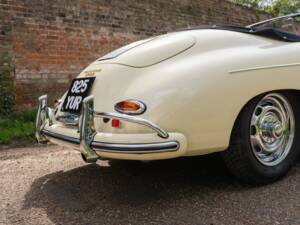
<box><xmin>265</xmin><ymin>0</ymin><xmax>300</xmax><ymax>15</ymax></box>
<box><xmin>231</xmin><ymin>0</ymin><xmax>300</xmax><ymax>15</ymax></box>
<box><xmin>0</xmin><ymin>52</ymin><xmax>15</xmax><ymax>116</ymax></box>
<box><xmin>0</xmin><ymin>109</ymin><xmax>37</xmax><ymax>145</ymax></box>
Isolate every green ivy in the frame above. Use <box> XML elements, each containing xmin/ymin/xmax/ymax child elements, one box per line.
<box><xmin>0</xmin><ymin>51</ymin><xmax>15</xmax><ymax>116</ymax></box>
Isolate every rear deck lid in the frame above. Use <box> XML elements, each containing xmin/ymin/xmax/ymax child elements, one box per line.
<box><xmin>99</xmin><ymin>33</ymin><xmax>196</xmax><ymax>68</ymax></box>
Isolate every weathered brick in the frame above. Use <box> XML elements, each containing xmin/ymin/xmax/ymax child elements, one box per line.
<box><xmin>0</xmin><ymin>0</ymin><xmax>270</xmax><ymax>111</ymax></box>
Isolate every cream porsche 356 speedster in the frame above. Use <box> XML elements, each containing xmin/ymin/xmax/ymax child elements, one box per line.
<box><xmin>36</xmin><ymin>13</ymin><xmax>300</xmax><ymax>184</ymax></box>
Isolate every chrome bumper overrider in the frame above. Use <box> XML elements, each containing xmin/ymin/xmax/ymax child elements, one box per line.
<box><xmin>36</xmin><ymin>95</ymin><xmax>180</xmax><ymax>163</ymax></box>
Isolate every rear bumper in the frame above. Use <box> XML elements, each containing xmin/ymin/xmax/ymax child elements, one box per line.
<box><xmin>36</xmin><ymin>95</ymin><xmax>187</xmax><ymax>162</ymax></box>
<box><xmin>41</xmin><ymin>129</ymin><xmax>180</xmax><ymax>154</ymax></box>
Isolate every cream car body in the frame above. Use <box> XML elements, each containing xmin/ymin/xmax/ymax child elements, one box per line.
<box><xmin>36</xmin><ymin>14</ymin><xmax>300</xmax><ymax>163</ymax></box>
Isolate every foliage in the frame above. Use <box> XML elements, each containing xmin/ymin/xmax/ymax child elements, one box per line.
<box><xmin>0</xmin><ymin>109</ymin><xmax>37</xmax><ymax>145</ymax></box>
<box><xmin>231</xmin><ymin>0</ymin><xmax>263</xmax><ymax>8</ymax></box>
<box><xmin>0</xmin><ymin>52</ymin><xmax>15</xmax><ymax>116</ymax></box>
<box><xmin>265</xmin><ymin>0</ymin><xmax>300</xmax><ymax>15</ymax></box>
<box><xmin>231</xmin><ymin>0</ymin><xmax>300</xmax><ymax>15</ymax></box>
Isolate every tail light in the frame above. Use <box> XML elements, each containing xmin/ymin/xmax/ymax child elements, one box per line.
<box><xmin>111</xmin><ymin>119</ymin><xmax>121</xmax><ymax>128</ymax></box>
<box><xmin>114</xmin><ymin>100</ymin><xmax>146</xmax><ymax>115</ymax></box>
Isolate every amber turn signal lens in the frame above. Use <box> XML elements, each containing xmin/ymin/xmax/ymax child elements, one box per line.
<box><xmin>114</xmin><ymin>100</ymin><xmax>146</xmax><ymax>115</ymax></box>
<box><xmin>118</xmin><ymin>101</ymin><xmax>140</xmax><ymax>111</ymax></box>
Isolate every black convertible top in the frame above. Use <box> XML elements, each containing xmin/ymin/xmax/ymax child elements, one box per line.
<box><xmin>180</xmin><ymin>25</ymin><xmax>300</xmax><ymax>42</ymax></box>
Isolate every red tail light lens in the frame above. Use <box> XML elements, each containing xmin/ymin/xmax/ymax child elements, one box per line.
<box><xmin>111</xmin><ymin>119</ymin><xmax>121</xmax><ymax>128</ymax></box>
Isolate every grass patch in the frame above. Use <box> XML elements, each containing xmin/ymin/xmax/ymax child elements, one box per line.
<box><xmin>0</xmin><ymin>110</ymin><xmax>37</xmax><ymax>146</ymax></box>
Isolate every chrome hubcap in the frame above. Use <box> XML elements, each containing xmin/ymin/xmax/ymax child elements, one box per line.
<box><xmin>250</xmin><ymin>93</ymin><xmax>295</xmax><ymax>166</ymax></box>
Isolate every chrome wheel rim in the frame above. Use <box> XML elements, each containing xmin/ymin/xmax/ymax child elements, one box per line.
<box><xmin>250</xmin><ymin>93</ymin><xmax>295</xmax><ymax>166</ymax></box>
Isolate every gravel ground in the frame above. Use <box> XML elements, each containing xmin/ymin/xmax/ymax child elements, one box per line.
<box><xmin>1</xmin><ymin>145</ymin><xmax>300</xmax><ymax>225</ymax></box>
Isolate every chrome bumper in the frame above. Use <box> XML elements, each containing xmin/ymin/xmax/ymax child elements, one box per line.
<box><xmin>36</xmin><ymin>95</ymin><xmax>179</xmax><ymax>163</ymax></box>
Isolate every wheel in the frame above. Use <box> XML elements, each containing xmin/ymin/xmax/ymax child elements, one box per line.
<box><xmin>222</xmin><ymin>92</ymin><xmax>300</xmax><ymax>184</ymax></box>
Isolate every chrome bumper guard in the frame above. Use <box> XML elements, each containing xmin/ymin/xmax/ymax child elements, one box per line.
<box><xmin>36</xmin><ymin>95</ymin><xmax>54</xmax><ymax>143</ymax></box>
<box><xmin>36</xmin><ymin>95</ymin><xmax>179</xmax><ymax>163</ymax></box>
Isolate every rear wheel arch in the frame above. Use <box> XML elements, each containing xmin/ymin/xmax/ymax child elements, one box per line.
<box><xmin>223</xmin><ymin>89</ymin><xmax>300</xmax><ymax>184</ymax></box>
<box><xmin>228</xmin><ymin>89</ymin><xmax>300</xmax><ymax>147</ymax></box>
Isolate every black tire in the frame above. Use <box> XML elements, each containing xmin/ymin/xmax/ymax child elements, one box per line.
<box><xmin>222</xmin><ymin>91</ymin><xmax>300</xmax><ymax>184</ymax></box>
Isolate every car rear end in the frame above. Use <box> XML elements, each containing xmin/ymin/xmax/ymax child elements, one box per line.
<box><xmin>36</xmin><ymin>72</ymin><xmax>187</xmax><ymax>162</ymax></box>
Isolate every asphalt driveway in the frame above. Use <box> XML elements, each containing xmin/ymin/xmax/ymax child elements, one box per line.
<box><xmin>1</xmin><ymin>145</ymin><xmax>300</xmax><ymax>225</ymax></box>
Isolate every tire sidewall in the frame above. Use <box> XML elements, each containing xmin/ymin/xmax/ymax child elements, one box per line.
<box><xmin>240</xmin><ymin>91</ymin><xmax>300</xmax><ymax>179</ymax></box>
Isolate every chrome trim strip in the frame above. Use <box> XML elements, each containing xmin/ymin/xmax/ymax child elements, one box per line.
<box><xmin>247</xmin><ymin>12</ymin><xmax>300</xmax><ymax>28</ymax></box>
<box><xmin>41</xmin><ymin>129</ymin><xmax>179</xmax><ymax>154</ymax></box>
<box><xmin>41</xmin><ymin>129</ymin><xmax>80</xmax><ymax>144</ymax></box>
<box><xmin>229</xmin><ymin>62</ymin><xmax>300</xmax><ymax>74</ymax></box>
<box><xmin>92</xmin><ymin>141</ymin><xmax>179</xmax><ymax>154</ymax></box>
<box><xmin>94</xmin><ymin>111</ymin><xmax>169</xmax><ymax>139</ymax></box>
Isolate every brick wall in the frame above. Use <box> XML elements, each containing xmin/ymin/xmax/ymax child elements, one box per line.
<box><xmin>0</xmin><ymin>0</ymin><xmax>269</xmax><ymax>110</ymax></box>
<box><xmin>0</xmin><ymin>1</ymin><xmax>15</xmax><ymax>115</ymax></box>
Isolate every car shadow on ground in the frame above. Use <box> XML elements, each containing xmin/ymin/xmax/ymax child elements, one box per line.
<box><xmin>22</xmin><ymin>154</ymin><xmax>270</xmax><ymax>224</ymax></box>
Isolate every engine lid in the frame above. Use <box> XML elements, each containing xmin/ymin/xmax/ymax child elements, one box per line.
<box><xmin>99</xmin><ymin>33</ymin><xmax>196</xmax><ymax>68</ymax></box>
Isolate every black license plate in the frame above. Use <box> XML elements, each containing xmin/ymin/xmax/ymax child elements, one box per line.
<box><xmin>61</xmin><ymin>77</ymin><xmax>96</xmax><ymax>114</ymax></box>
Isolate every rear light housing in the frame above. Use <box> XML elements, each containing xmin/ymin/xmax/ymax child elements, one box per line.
<box><xmin>111</xmin><ymin>119</ymin><xmax>121</xmax><ymax>128</ymax></box>
<box><xmin>114</xmin><ymin>100</ymin><xmax>146</xmax><ymax>115</ymax></box>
